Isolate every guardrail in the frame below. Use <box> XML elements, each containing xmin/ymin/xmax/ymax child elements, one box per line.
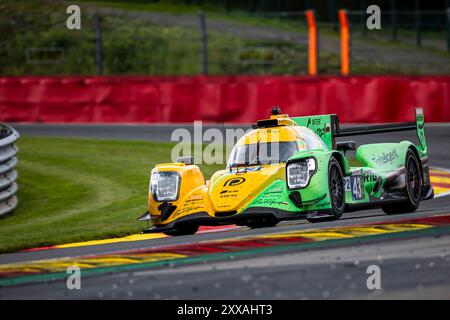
<box><xmin>0</xmin><ymin>124</ymin><xmax>19</xmax><ymax>217</ymax></box>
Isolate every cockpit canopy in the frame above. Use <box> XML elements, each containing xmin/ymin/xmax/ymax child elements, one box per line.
<box><xmin>227</xmin><ymin>126</ymin><xmax>327</xmax><ymax>167</ymax></box>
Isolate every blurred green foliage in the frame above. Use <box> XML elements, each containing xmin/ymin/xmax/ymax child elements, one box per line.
<box><xmin>0</xmin><ymin>0</ymin><xmax>317</xmax><ymax>76</ymax></box>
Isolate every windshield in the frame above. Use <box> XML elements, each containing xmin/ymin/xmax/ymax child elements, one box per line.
<box><xmin>227</xmin><ymin>141</ymin><xmax>299</xmax><ymax>167</ymax></box>
<box><xmin>297</xmin><ymin>127</ymin><xmax>328</xmax><ymax>150</ymax></box>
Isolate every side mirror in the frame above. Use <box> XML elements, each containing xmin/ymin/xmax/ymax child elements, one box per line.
<box><xmin>336</xmin><ymin>141</ymin><xmax>357</xmax><ymax>153</ymax></box>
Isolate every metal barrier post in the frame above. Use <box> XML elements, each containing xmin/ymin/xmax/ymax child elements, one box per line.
<box><xmin>415</xmin><ymin>0</ymin><xmax>422</xmax><ymax>47</ymax></box>
<box><xmin>305</xmin><ymin>0</ymin><xmax>311</xmax><ymax>9</ymax></box>
<box><xmin>94</xmin><ymin>14</ymin><xmax>103</xmax><ymax>75</ymax></box>
<box><xmin>225</xmin><ymin>0</ymin><xmax>230</xmax><ymax>13</ymax></box>
<box><xmin>261</xmin><ymin>0</ymin><xmax>268</xmax><ymax>17</ymax></box>
<box><xmin>390</xmin><ymin>0</ymin><xmax>397</xmax><ymax>41</ymax></box>
<box><xmin>328</xmin><ymin>0</ymin><xmax>338</xmax><ymax>32</ymax></box>
<box><xmin>339</xmin><ymin>9</ymin><xmax>351</xmax><ymax>76</ymax></box>
<box><xmin>249</xmin><ymin>0</ymin><xmax>255</xmax><ymax>16</ymax></box>
<box><xmin>277</xmin><ymin>0</ymin><xmax>284</xmax><ymax>14</ymax></box>
<box><xmin>447</xmin><ymin>8</ymin><xmax>450</xmax><ymax>52</ymax></box>
<box><xmin>305</xmin><ymin>10</ymin><xmax>318</xmax><ymax>76</ymax></box>
<box><xmin>198</xmin><ymin>11</ymin><xmax>208</xmax><ymax>75</ymax></box>
<box><xmin>360</xmin><ymin>0</ymin><xmax>367</xmax><ymax>37</ymax></box>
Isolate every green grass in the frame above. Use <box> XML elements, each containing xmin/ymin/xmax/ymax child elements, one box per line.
<box><xmin>0</xmin><ymin>136</ymin><xmax>223</xmax><ymax>253</ymax></box>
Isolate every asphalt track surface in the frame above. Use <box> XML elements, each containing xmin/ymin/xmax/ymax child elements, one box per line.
<box><xmin>1</xmin><ymin>124</ymin><xmax>450</xmax><ymax>300</ymax></box>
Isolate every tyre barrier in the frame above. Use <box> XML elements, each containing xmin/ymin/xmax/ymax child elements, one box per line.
<box><xmin>0</xmin><ymin>124</ymin><xmax>19</xmax><ymax>217</ymax></box>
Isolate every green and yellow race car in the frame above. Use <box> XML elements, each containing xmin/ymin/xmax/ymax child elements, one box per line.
<box><xmin>138</xmin><ymin>107</ymin><xmax>433</xmax><ymax>236</ymax></box>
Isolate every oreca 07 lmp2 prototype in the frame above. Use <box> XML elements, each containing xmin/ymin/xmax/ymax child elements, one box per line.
<box><xmin>138</xmin><ymin>108</ymin><xmax>433</xmax><ymax>236</ymax></box>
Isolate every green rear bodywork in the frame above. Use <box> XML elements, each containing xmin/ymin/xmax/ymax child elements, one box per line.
<box><xmin>143</xmin><ymin>109</ymin><xmax>433</xmax><ymax>234</ymax></box>
<box><xmin>241</xmin><ymin>109</ymin><xmax>431</xmax><ymax>217</ymax></box>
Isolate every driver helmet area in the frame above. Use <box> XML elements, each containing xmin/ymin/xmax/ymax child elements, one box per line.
<box><xmin>227</xmin><ymin>125</ymin><xmax>327</xmax><ymax>168</ymax></box>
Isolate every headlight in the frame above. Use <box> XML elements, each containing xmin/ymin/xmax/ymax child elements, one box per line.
<box><xmin>150</xmin><ymin>171</ymin><xmax>180</xmax><ymax>201</ymax></box>
<box><xmin>287</xmin><ymin>158</ymin><xmax>317</xmax><ymax>189</ymax></box>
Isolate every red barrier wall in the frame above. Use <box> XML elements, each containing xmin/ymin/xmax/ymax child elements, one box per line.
<box><xmin>0</xmin><ymin>76</ymin><xmax>449</xmax><ymax>123</ymax></box>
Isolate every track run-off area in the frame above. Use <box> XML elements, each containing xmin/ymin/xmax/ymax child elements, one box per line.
<box><xmin>7</xmin><ymin>167</ymin><xmax>450</xmax><ymax>253</ymax></box>
<box><xmin>1</xmin><ymin>213</ymin><xmax>450</xmax><ymax>286</ymax></box>
<box><xmin>1</xmin><ymin>124</ymin><xmax>450</xmax><ymax>299</ymax></box>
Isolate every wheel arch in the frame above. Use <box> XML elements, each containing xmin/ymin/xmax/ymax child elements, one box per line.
<box><xmin>398</xmin><ymin>142</ymin><xmax>424</xmax><ymax>181</ymax></box>
<box><xmin>331</xmin><ymin>151</ymin><xmax>349</xmax><ymax>175</ymax></box>
<box><xmin>407</xmin><ymin>144</ymin><xmax>425</xmax><ymax>183</ymax></box>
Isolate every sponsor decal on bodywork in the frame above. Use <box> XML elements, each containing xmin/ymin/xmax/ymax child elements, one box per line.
<box><xmin>223</xmin><ymin>177</ymin><xmax>246</xmax><ymax>187</ymax></box>
<box><xmin>371</xmin><ymin>149</ymin><xmax>399</xmax><ymax>166</ymax></box>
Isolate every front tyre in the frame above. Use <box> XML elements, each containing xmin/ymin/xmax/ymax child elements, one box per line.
<box><xmin>382</xmin><ymin>149</ymin><xmax>422</xmax><ymax>214</ymax></box>
<box><xmin>308</xmin><ymin>157</ymin><xmax>345</xmax><ymax>222</ymax></box>
<box><xmin>163</xmin><ymin>224</ymin><xmax>199</xmax><ymax>236</ymax></box>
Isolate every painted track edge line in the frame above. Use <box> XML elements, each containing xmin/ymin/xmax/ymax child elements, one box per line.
<box><xmin>2</xmin><ymin>225</ymin><xmax>450</xmax><ymax>288</ymax></box>
<box><xmin>11</xmin><ymin>167</ymin><xmax>450</xmax><ymax>254</ymax></box>
<box><xmin>431</xmin><ymin>166</ymin><xmax>450</xmax><ymax>198</ymax></box>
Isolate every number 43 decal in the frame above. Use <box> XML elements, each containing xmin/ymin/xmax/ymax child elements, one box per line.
<box><xmin>350</xmin><ymin>175</ymin><xmax>363</xmax><ymax>200</ymax></box>
<box><xmin>344</xmin><ymin>175</ymin><xmax>364</xmax><ymax>200</ymax></box>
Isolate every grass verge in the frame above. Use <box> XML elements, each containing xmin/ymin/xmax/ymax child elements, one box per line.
<box><xmin>0</xmin><ymin>136</ymin><xmax>222</xmax><ymax>253</ymax></box>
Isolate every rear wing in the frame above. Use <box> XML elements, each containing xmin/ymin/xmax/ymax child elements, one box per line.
<box><xmin>292</xmin><ymin>108</ymin><xmax>427</xmax><ymax>152</ymax></box>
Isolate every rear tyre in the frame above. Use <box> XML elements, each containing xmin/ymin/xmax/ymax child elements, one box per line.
<box><xmin>163</xmin><ymin>224</ymin><xmax>199</xmax><ymax>236</ymax></box>
<box><xmin>308</xmin><ymin>157</ymin><xmax>345</xmax><ymax>222</ymax></box>
<box><xmin>382</xmin><ymin>149</ymin><xmax>422</xmax><ymax>215</ymax></box>
<box><xmin>246</xmin><ymin>218</ymin><xmax>278</xmax><ymax>229</ymax></box>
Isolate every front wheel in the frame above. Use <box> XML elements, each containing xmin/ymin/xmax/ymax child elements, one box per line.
<box><xmin>382</xmin><ymin>149</ymin><xmax>422</xmax><ymax>215</ymax></box>
<box><xmin>163</xmin><ymin>224</ymin><xmax>199</xmax><ymax>236</ymax></box>
<box><xmin>308</xmin><ymin>157</ymin><xmax>345</xmax><ymax>222</ymax></box>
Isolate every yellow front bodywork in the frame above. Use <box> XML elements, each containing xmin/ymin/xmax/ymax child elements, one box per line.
<box><xmin>148</xmin><ymin>163</ymin><xmax>212</xmax><ymax>226</ymax></box>
<box><xmin>208</xmin><ymin>164</ymin><xmax>285</xmax><ymax>212</ymax></box>
<box><xmin>148</xmin><ymin>116</ymin><xmax>309</xmax><ymax>226</ymax></box>
<box><xmin>148</xmin><ymin>163</ymin><xmax>286</xmax><ymax>226</ymax></box>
